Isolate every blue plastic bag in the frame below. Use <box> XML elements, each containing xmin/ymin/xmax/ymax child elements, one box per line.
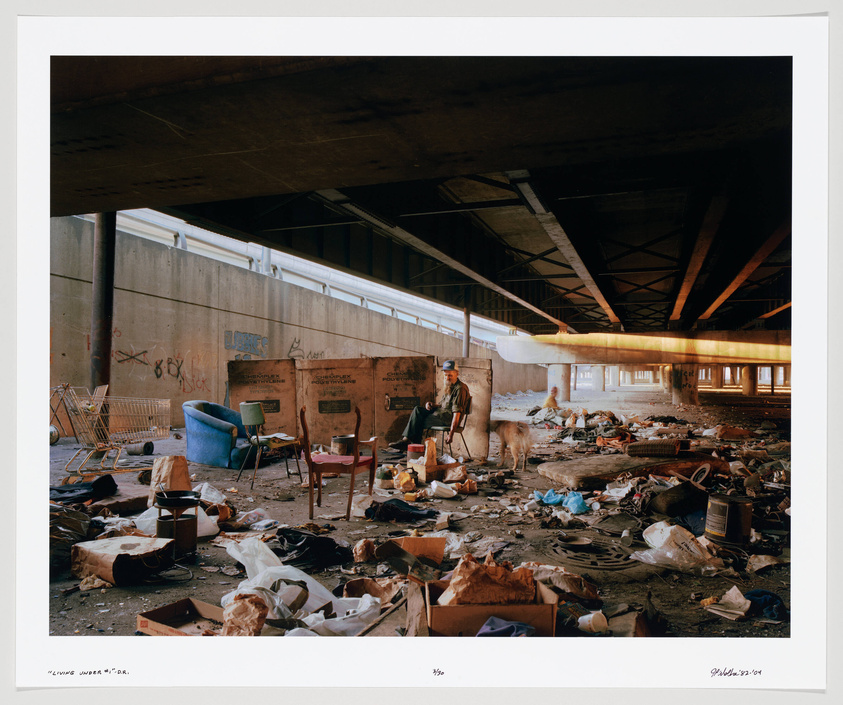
<box><xmin>562</xmin><ymin>491</ymin><xmax>589</xmax><ymax>514</ymax></box>
<box><xmin>533</xmin><ymin>489</ymin><xmax>567</xmax><ymax>505</ymax></box>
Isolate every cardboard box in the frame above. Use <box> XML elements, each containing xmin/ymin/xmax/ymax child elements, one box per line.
<box><xmin>389</xmin><ymin>536</ymin><xmax>447</xmax><ymax>565</ymax></box>
<box><xmin>71</xmin><ymin>537</ymin><xmax>174</xmax><ymax>585</ymax></box>
<box><xmin>136</xmin><ymin>598</ymin><xmax>225</xmax><ymax>636</ymax></box>
<box><xmin>408</xmin><ymin>460</ymin><xmax>461</xmax><ymax>484</ymax></box>
<box><xmin>424</xmin><ymin>579</ymin><xmax>558</xmax><ymax>637</ymax></box>
<box><xmin>227</xmin><ymin>359</ymin><xmax>298</xmax><ymax>435</ymax></box>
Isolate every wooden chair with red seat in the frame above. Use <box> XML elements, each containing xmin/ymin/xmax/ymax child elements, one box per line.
<box><xmin>299</xmin><ymin>406</ymin><xmax>378</xmax><ymax>520</ymax></box>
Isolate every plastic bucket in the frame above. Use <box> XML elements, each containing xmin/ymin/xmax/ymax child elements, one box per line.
<box><xmin>407</xmin><ymin>443</ymin><xmax>424</xmax><ymax>461</ymax></box>
<box><xmin>704</xmin><ymin>494</ymin><xmax>752</xmax><ymax>546</ymax></box>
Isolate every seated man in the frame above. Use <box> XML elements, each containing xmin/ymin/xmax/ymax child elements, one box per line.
<box><xmin>388</xmin><ymin>360</ymin><xmax>470</xmax><ymax>451</ymax></box>
<box><xmin>542</xmin><ymin>385</ymin><xmax>559</xmax><ymax>409</ymax></box>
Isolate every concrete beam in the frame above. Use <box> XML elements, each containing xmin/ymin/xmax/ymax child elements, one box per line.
<box><xmin>495</xmin><ymin>330</ymin><xmax>791</xmax><ymax>365</ymax></box>
<box><xmin>758</xmin><ymin>301</ymin><xmax>792</xmax><ymax>319</ymax></box>
<box><xmin>315</xmin><ymin>189</ymin><xmax>569</xmax><ymax>331</ymax></box>
<box><xmin>670</xmin><ymin>189</ymin><xmax>729</xmax><ymax>322</ymax></box>
<box><xmin>505</xmin><ymin>172</ymin><xmax>622</xmax><ymax>327</ymax></box>
<box><xmin>697</xmin><ymin>221</ymin><xmax>791</xmax><ymax>322</ymax></box>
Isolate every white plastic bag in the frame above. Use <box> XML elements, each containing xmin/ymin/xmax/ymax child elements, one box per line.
<box><xmin>630</xmin><ymin>521</ymin><xmax>726</xmax><ymax>576</ymax></box>
<box><xmin>233</xmin><ymin>508</ymin><xmax>270</xmax><ymax>528</ymax></box>
<box><xmin>297</xmin><ymin>593</ymin><xmax>382</xmax><ymax>636</ymax></box>
<box><xmin>132</xmin><ymin>505</ymin><xmax>219</xmax><ymax>538</ymax></box>
<box><xmin>193</xmin><ymin>481</ymin><xmax>227</xmax><ymax>505</ymax></box>
<box><xmin>221</xmin><ymin>538</ymin><xmax>369</xmax><ymax>620</ymax></box>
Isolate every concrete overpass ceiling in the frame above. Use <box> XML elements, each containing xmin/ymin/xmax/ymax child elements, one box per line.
<box><xmin>51</xmin><ymin>55</ymin><xmax>792</xmax><ymax>336</ymax></box>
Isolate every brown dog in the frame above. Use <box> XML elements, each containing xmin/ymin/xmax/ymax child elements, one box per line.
<box><xmin>491</xmin><ymin>420</ymin><xmax>533</xmax><ymax>471</ymax></box>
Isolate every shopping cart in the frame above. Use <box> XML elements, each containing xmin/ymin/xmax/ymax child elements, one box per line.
<box><xmin>61</xmin><ymin>387</ymin><xmax>171</xmax><ymax>483</ymax></box>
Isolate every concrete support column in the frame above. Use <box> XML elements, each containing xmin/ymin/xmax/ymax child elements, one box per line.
<box><xmin>662</xmin><ymin>365</ymin><xmax>672</xmax><ymax>393</ymax></box>
<box><xmin>91</xmin><ymin>212</ymin><xmax>117</xmax><ymax>391</ymax></box>
<box><xmin>547</xmin><ymin>363</ymin><xmax>572</xmax><ymax>403</ymax></box>
<box><xmin>462</xmin><ymin>303</ymin><xmax>470</xmax><ymax>358</ymax></box>
<box><xmin>592</xmin><ymin>365</ymin><xmax>606</xmax><ymax>392</ymax></box>
<box><xmin>710</xmin><ymin>364</ymin><xmax>724</xmax><ymax>389</ymax></box>
<box><xmin>741</xmin><ymin>364</ymin><xmax>758</xmax><ymax>396</ymax></box>
<box><xmin>770</xmin><ymin>366</ymin><xmax>776</xmax><ymax>395</ymax></box>
<box><xmin>571</xmin><ymin>365</ymin><xmax>577</xmax><ymax>391</ymax></box>
<box><xmin>783</xmin><ymin>365</ymin><xmax>791</xmax><ymax>387</ymax></box>
<box><xmin>609</xmin><ymin>365</ymin><xmax>620</xmax><ymax>387</ymax></box>
<box><xmin>730</xmin><ymin>365</ymin><xmax>741</xmax><ymax>386</ymax></box>
<box><xmin>671</xmin><ymin>364</ymin><xmax>699</xmax><ymax>405</ymax></box>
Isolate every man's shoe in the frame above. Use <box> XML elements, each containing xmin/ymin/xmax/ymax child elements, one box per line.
<box><xmin>388</xmin><ymin>438</ymin><xmax>409</xmax><ymax>451</ymax></box>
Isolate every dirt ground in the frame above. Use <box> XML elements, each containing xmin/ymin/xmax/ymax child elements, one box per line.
<box><xmin>48</xmin><ymin>384</ymin><xmax>791</xmax><ymax>638</ymax></box>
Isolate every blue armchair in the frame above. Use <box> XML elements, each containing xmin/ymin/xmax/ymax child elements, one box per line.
<box><xmin>182</xmin><ymin>400</ymin><xmax>257</xmax><ymax>469</ymax></box>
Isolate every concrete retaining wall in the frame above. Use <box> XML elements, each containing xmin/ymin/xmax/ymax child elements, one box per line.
<box><xmin>50</xmin><ymin>216</ymin><xmax>547</xmax><ymax>427</ymax></box>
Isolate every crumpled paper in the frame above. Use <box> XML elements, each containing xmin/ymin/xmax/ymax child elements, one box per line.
<box><xmin>703</xmin><ymin>585</ymin><xmax>751</xmax><ymax>620</ymax></box>
<box><xmin>519</xmin><ymin>562</ymin><xmax>599</xmax><ymax>601</ymax></box>
<box><xmin>444</xmin><ymin>465</ymin><xmax>468</xmax><ymax>483</ymax></box>
<box><xmin>437</xmin><ymin>553</ymin><xmax>535</xmax><ymax>606</ymax></box>
<box><xmin>393</xmin><ymin>472</ymin><xmax>416</xmax><ymax>492</ymax></box>
<box><xmin>353</xmin><ymin>538</ymin><xmax>376</xmax><ymax>563</ymax></box>
<box><xmin>453</xmin><ymin>479</ymin><xmax>477</xmax><ymax>494</ymax></box>
<box><xmin>222</xmin><ymin>593</ymin><xmax>269</xmax><ymax>636</ymax></box>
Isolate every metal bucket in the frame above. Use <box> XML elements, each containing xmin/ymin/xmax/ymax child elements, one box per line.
<box><xmin>704</xmin><ymin>494</ymin><xmax>753</xmax><ymax>546</ymax></box>
<box><xmin>331</xmin><ymin>434</ymin><xmax>355</xmax><ymax>455</ymax></box>
<box><xmin>126</xmin><ymin>441</ymin><xmax>154</xmax><ymax>455</ymax></box>
<box><xmin>156</xmin><ymin>513</ymin><xmax>198</xmax><ymax>562</ymax></box>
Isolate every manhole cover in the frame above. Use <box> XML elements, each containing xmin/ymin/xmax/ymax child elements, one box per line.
<box><xmin>547</xmin><ymin>533</ymin><xmax>637</xmax><ymax>571</ymax></box>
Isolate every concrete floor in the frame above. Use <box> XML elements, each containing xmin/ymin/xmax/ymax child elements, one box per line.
<box><xmin>48</xmin><ymin>383</ymin><xmax>791</xmax><ymax>639</ymax></box>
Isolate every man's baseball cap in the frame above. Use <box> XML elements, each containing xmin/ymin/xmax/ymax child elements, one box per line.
<box><xmin>442</xmin><ymin>360</ymin><xmax>458</xmax><ymax>371</ymax></box>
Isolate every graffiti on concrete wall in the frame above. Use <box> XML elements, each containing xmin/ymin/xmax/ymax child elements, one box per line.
<box><xmin>110</xmin><ymin>334</ymin><xmax>213</xmax><ymax>395</ymax></box>
<box><xmin>225</xmin><ymin>330</ymin><xmax>269</xmax><ymax>359</ymax></box>
<box><xmin>671</xmin><ymin>367</ymin><xmax>698</xmax><ymax>391</ymax></box>
<box><xmin>152</xmin><ymin>354</ymin><xmax>212</xmax><ymax>394</ymax></box>
<box><xmin>287</xmin><ymin>337</ymin><xmax>326</xmax><ymax>360</ymax></box>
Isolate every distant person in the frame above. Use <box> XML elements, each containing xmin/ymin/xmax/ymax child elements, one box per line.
<box><xmin>388</xmin><ymin>360</ymin><xmax>470</xmax><ymax>450</ymax></box>
<box><xmin>542</xmin><ymin>386</ymin><xmax>560</xmax><ymax>409</ymax></box>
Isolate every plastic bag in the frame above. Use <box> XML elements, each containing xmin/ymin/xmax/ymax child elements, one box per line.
<box><xmin>562</xmin><ymin>491</ymin><xmax>589</xmax><ymax>514</ymax></box>
<box><xmin>192</xmin><ymin>481</ymin><xmax>227</xmax><ymax>505</ymax></box>
<box><xmin>233</xmin><ymin>508</ymin><xmax>270</xmax><ymax>528</ymax></box>
<box><xmin>297</xmin><ymin>594</ymin><xmax>381</xmax><ymax>636</ymax></box>
<box><xmin>133</xmin><ymin>505</ymin><xmax>219</xmax><ymax>538</ymax></box>
<box><xmin>222</xmin><ymin>538</ymin><xmax>375</xmax><ymax>624</ymax></box>
<box><xmin>550</xmin><ymin>507</ymin><xmax>578</xmax><ymax>527</ymax></box>
<box><xmin>49</xmin><ymin>503</ymin><xmax>91</xmax><ymax>572</ymax></box>
<box><xmin>533</xmin><ymin>489</ymin><xmax>567</xmax><ymax>506</ymax></box>
<box><xmin>630</xmin><ymin>521</ymin><xmax>727</xmax><ymax>575</ymax></box>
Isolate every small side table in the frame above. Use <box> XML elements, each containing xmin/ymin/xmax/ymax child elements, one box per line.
<box><xmin>237</xmin><ymin>433</ymin><xmax>304</xmax><ymax>489</ymax></box>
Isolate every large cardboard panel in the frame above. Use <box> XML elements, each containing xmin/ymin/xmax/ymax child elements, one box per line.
<box><xmin>71</xmin><ymin>537</ymin><xmax>174</xmax><ymax>585</ymax></box>
<box><xmin>136</xmin><ymin>598</ymin><xmax>225</xmax><ymax>636</ymax></box>
<box><xmin>372</xmin><ymin>356</ymin><xmax>436</xmax><ymax>444</ymax></box>
<box><xmin>227</xmin><ymin>359</ymin><xmax>297</xmax><ymax>435</ymax></box>
<box><xmin>435</xmin><ymin>357</ymin><xmax>492</xmax><ymax>461</ymax></box>
<box><xmin>296</xmin><ymin>359</ymin><xmax>375</xmax><ymax>446</ymax></box>
<box><xmin>424</xmin><ymin>580</ymin><xmax>557</xmax><ymax>637</ymax></box>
